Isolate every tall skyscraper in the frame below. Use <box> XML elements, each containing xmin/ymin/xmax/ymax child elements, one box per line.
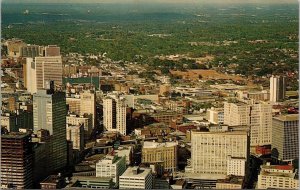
<box><xmin>272</xmin><ymin>114</ymin><xmax>299</xmax><ymax>161</ymax></box>
<box><xmin>33</xmin><ymin>84</ymin><xmax>67</xmax><ymax>171</ymax></box>
<box><xmin>20</xmin><ymin>45</ymin><xmax>40</xmax><ymax>58</ymax></box>
<box><xmin>96</xmin><ymin>154</ymin><xmax>127</xmax><ymax>187</ymax></box>
<box><xmin>224</xmin><ymin>101</ymin><xmax>272</xmax><ymax>146</ymax></box>
<box><xmin>103</xmin><ymin>95</ymin><xmax>127</xmax><ymax>135</ymax></box>
<box><xmin>270</xmin><ymin>75</ymin><xmax>286</xmax><ymax>102</ymax></box>
<box><xmin>1</xmin><ymin>132</ymin><xmax>34</xmax><ymax>189</ymax></box>
<box><xmin>188</xmin><ymin>126</ymin><xmax>249</xmax><ymax>180</ymax></box>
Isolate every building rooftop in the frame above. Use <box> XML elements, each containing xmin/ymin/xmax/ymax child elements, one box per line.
<box><xmin>217</xmin><ymin>175</ymin><xmax>243</xmax><ymax>185</ymax></box>
<box><xmin>40</xmin><ymin>175</ymin><xmax>62</xmax><ymax>184</ymax></box>
<box><xmin>120</xmin><ymin>167</ymin><xmax>151</xmax><ymax>178</ymax></box>
<box><xmin>273</xmin><ymin>114</ymin><xmax>298</xmax><ymax>122</ymax></box>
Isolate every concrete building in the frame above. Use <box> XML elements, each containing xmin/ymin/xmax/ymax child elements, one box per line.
<box><xmin>227</xmin><ymin>156</ymin><xmax>246</xmax><ymax>177</ymax></box>
<box><xmin>66</xmin><ymin>124</ymin><xmax>84</xmax><ymax>151</ymax></box>
<box><xmin>66</xmin><ymin>114</ymin><xmax>92</xmax><ymax>140</ymax></box>
<box><xmin>33</xmin><ymin>86</ymin><xmax>67</xmax><ymax>172</ymax></box>
<box><xmin>24</xmin><ymin>57</ymin><xmax>37</xmax><ymax>93</ymax></box>
<box><xmin>270</xmin><ymin>75</ymin><xmax>286</xmax><ymax>102</ymax></box>
<box><xmin>189</xmin><ymin>126</ymin><xmax>249</xmax><ymax>180</ymax></box>
<box><xmin>224</xmin><ymin>101</ymin><xmax>272</xmax><ymax>146</ymax></box>
<box><xmin>1</xmin><ymin>112</ymin><xmax>17</xmax><ymax>132</ymax></box>
<box><xmin>103</xmin><ymin>95</ymin><xmax>127</xmax><ymax>135</ymax></box>
<box><xmin>20</xmin><ymin>45</ymin><xmax>40</xmax><ymax>58</ymax></box>
<box><xmin>207</xmin><ymin>107</ymin><xmax>224</xmax><ymax>124</ymax></box>
<box><xmin>80</xmin><ymin>90</ymin><xmax>96</xmax><ymax>127</ymax></box>
<box><xmin>237</xmin><ymin>90</ymin><xmax>269</xmax><ymax>101</ymax></box>
<box><xmin>257</xmin><ymin>163</ymin><xmax>299</xmax><ymax>189</ymax></box>
<box><xmin>119</xmin><ymin>167</ymin><xmax>153</xmax><ymax>189</ymax></box>
<box><xmin>5</xmin><ymin>39</ymin><xmax>26</xmax><ymax>57</ymax></box>
<box><xmin>272</xmin><ymin>114</ymin><xmax>299</xmax><ymax>161</ymax></box>
<box><xmin>45</xmin><ymin>45</ymin><xmax>60</xmax><ymax>56</ymax></box>
<box><xmin>1</xmin><ymin>132</ymin><xmax>33</xmax><ymax>189</ymax></box>
<box><xmin>216</xmin><ymin>176</ymin><xmax>243</xmax><ymax>189</ymax></box>
<box><xmin>96</xmin><ymin>154</ymin><xmax>126</xmax><ymax>187</ymax></box>
<box><xmin>35</xmin><ymin>56</ymin><xmax>63</xmax><ymax>90</ymax></box>
<box><xmin>142</xmin><ymin>141</ymin><xmax>178</xmax><ymax>172</ymax></box>
<box><xmin>66</xmin><ymin>96</ymin><xmax>81</xmax><ymax>115</ymax></box>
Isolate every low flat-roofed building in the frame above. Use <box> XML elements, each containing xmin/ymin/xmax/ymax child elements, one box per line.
<box><xmin>119</xmin><ymin>166</ymin><xmax>153</xmax><ymax>189</ymax></box>
<box><xmin>257</xmin><ymin>163</ymin><xmax>299</xmax><ymax>189</ymax></box>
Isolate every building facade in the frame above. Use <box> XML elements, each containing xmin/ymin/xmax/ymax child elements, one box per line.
<box><xmin>190</xmin><ymin>127</ymin><xmax>249</xmax><ymax>179</ymax></box>
<box><xmin>119</xmin><ymin>167</ymin><xmax>153</xmax><ymax>189</ymax></box>
<box><xmin>142</xmin><ymin>141</ymin><xmax>178</xmax><ymax>172</ymax></box>
<box><xmin>66</xmin><ymin>124</ymin><xmax>84</xmax><ymax>151</ymax></box>
<box><xmin>103</xmin><ymin>95</ymin><xmax>127</xmax><ymax>135</ymax></box>
<box><xmin>270</xmin><ymin>75</ymin><xmax>286</xmax><ymax>102</ymax></box>
<box><xmin>33</xmin><ymin>88</ymin><xmax>67</xmax><ymax>172</ymax></box>
<box><xmin>257</xmin><ymin>163</ymin><xmax>298</xmax><ymax>189</ymax></box>
<box><xmin>1</xmin><ymin>133</ymin><xmax>33</xmax><ymax>189</ymax></box>
<box><xmin>224</xmin><ymin>101</ymin><xmax>272</xmax><ymax>146</ymax></box>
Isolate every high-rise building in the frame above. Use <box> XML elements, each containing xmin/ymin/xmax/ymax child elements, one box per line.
<box><xmin>24</xmin><ymin>57</ymin><xmax>37</xmax><ymax>93</ymax></box>
<box><xmin>20</xmin><ymin>45</ymin><xmax>40</xmax><ymax>58</ymax></box>
<box><xmin>270</xmin><ymin>75</ymin><xmax>286</xmax><ymax>102</ymax></box>
<box><xmin>119</xmin><ymin>167</ymin><xmax>153</xmax><ymax>189</ymax></box>
<box><xmin>80</xmin><ymin>90</ymin><xmax>96</xmax><ymax>127</ymax></box>
<box><xmin>1</xmin><ymin>132</ymin><xmax>34</xmax><ymax>189</ymax></box>
<box><xmin>66</xmin><ymin>114</ymin><xmax>93</xmax><ymax>140</ymax></box>
<box><xmin>189</xmin><ymin>126</ymin><xmax>249</xmax><ymax>180</ymax></box>
<box><xmin>96</xmin><ymin>154</ymin><xmax>126</xmax><ymax>187</ymax></box>
<box><xmin>35</xmin><ymin>56</ymin><xmax>63</xmax><ymax>90</ymax></box>
<box><xmin>33</xmin><ymin>86</ymin><xmax>67</xmax><ymax>171</ymax></box>
<box><xmin>142</xmin><ymin>141</ymin><xmax>178</xmax><ymax>172</ymax></box>
<box><xmin>272</xmin><ymin>114</ymin><xmax>299</xmax><ymax>161</ymax></box>
<box><xmin>257</xmin><ymin>163</ymin><xmax>299</xmax><ymax>189</ymax></box>
<box><xmin>45</xmin><ymin>45</ymin><xmax>61</xmax><ymax>56</ymax></box>
<box><xmin>224</xmin><ymin>101</ymin><xmax>272</xmax><ymax>146</ymax></box>
<box><xmin>66</xmin><ymin>124</ymin><xmax>84</xmax><ymax>151</ymax></box>
<box><xmin>103</xmin><ymin>95</ymin><xmax>127</xmax><ymax>135</ymax></box>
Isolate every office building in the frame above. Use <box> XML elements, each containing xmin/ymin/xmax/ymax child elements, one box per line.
<box><xmin>224</xmin><ymin>101</ymin><xmax>272</xmax><ymax>146</ymax></box>
<box><xmin>119</xmin><ymin>167</ymin><xmax>153</xmax><ymax>189</ymax></box>
<box><xmin>96</xmin><ymin>154</ymin><xmax>126</xmax><ymax>187</ymax></box>
<box><xmin>20</xmin><ymin>45</ymin><xmax>40</xmax><ymax>58</ymax></box>
<box><xmin>270</xmin><ymin>75</ymin><xmax>286</xmax><ymax>102</ymax></box>
<box><xmin>1</xmin><ymin>112</ymin><xmax>17</xmax><ymax>132</ymax></box>
<box><xmin>66</xmin><ymin>96</ymin><xmax>81</xmax><ymax>115</ymax></box>
<box><xmin>5</xmin><ymin>39</ymin><xmax>26</xmax><ymax>57</ymax></box>
<box><xmin>103</xmin><ymin>95</ymin><xmax>127</xmax><ymax>135</ymax></box>
<box><xmin>142</xmin><ymin>141</ymin><xmax>178</xmax><ymax>172</ymax></box>
<box><xmin>35</xmin><ymin>56</ymin><xmax>63</xmax><ymax>90</ymax></box>
<box><xmin>189</xmin><ymin>126</ymin><xmax>249</xmax><ymax>180</ymax></box>
<box><xmin>227</xmin><ymin>156</ymin><xmax>246</xmax><ymax>177</ymax></box>
<box><xmin>66</xmin><ymin>114</ymin><xmax>92</xmax><ymax>140</ymax></box>
<box><xmin>207</xmin><ymin>107</ymin><xmax>224</xmax><ymax>124</ymax></box>
<box><xmin>257</xmin><ymin>163</ymin><xmax>298</xmax><ymax>189</ymax></box>
<box><xmin>272</xmin><ymin>114</ymin><xmax>299</xmax><ymax>161</ymax></box>
<box><xmin>216</xmin><ymin>176</ymin><xmax>243</xmax><ymax>189</ymax></box>
<box><xmin>66</xmin><ymin>124</ymin><xmax>84</xmax><ymax>151</ymax></box>
<box><xmin>45</xmin><ymin>45</ymin><xmax>61</xmax><ymax>56</ymax></box>
<box><xmin>1</xmin><ymin>132</ymin><xmax>33</xmax><ymax>189</ymax></box>
<box><xmin>33</xmin><ymin>85</ymin><xmax>67</xmax><ymax>171</ymax></box>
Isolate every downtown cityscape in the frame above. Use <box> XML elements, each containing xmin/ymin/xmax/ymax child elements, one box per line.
<box><xmin>0</xmin><ymin>0</ymin><xmax>299</xmax><ymax>189</ymax></box>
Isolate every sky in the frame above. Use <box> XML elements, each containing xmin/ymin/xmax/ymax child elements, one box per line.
<box><xmin>2</xmin><ymin>0</ymin><xmax>299</xmax><ymax>4</ymax></box>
